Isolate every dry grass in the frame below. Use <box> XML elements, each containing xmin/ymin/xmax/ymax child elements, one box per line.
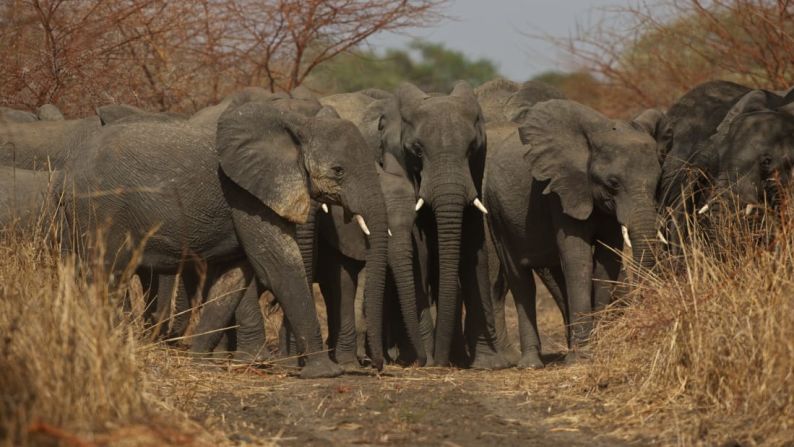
<box><xmin>577</xmin><ymin>197</ymin><xmax>794</xmax><ymax>445</ymax></box>
<box><xmin>0</xmin><ymin>221</ymin><xmax>217</xmax><ymax>446</ymax></box>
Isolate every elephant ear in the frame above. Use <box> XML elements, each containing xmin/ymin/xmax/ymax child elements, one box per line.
<box><xmin>519</xmin><ymin>100</ymin><xmax>603</xmax><ymax>220</ymax></box>
<box><xmin>716</xmin><ymin>90</ymin><xmax>773</xmax><ymax>135</ymax></box>
<box><xmin>217</xmin><ymin>101</ymin><xmax>312</xmax><ymax>224</ymax></box>
<box><xmin>96</xmin><ymin>104</ymin><xmax>147</xmax><ymax>125</ymax></box>
<box><xmin>395</xmin><ymin>82</ymin><xmax>428</xmax><ymax>124</ymax></box>
<box><xmin>631</xmin><ymin>108</ymin><xmax>666</xmax><ymax>139</ymax></box>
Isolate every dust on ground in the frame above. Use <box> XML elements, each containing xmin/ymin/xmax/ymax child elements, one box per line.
<box><xmin>148</xmin><ymin>283</ymin><xmax>636</xmax><ymax>446</ymax></box>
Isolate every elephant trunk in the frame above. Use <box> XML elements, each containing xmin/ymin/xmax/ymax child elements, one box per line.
<box><xmin>431</xmin><ymin>192</ymin><xmax>466</xmax><ymax>366</ymax></box>
<box><xmin>628</xmin><ymin>206</ymin><xmax>659</xmax><ymax>269</ymax></box>
<box><xmin>359</xmin><ymin>194</ymin><xmax>389</xmax><ymax>371</ymax></box>
<box><xmin>388</xmin><ymin>225</ymin><xmax>426</xmax><ymax>366</ymax></box>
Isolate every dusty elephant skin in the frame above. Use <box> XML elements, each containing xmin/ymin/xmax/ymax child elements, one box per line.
<box><xmin>657</xmin><ymin>80</ymin><xmax>794</xmax><ymax>246</ymax></box>
<box><xmin>61</xmin><ymin>99</ymin><xmax>390</xmax><ymax>378</ymax></box>
<box><xmin>485</xmin><ymin>99</ymin><xmax>661</xmax><ymax>367</ymax></box>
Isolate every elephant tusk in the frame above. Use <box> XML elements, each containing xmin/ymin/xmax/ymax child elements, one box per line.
<box><xmin>320</xmin><ymin>203</ymin><xmax>329</xmax><ymax>214</ymax></box>
<box><xmin>657</xmin><ymin>230</ymin><xmax>669</xmax><ymax>245</ymax></box>
<box><xmin>415</xmin><ymin>198</ymin><xmax>424</xmax><ymax>211</ymax></box>
<box><xmin>745</xmin><ymin>204</ymin><xmax>757</xmax><ymax>216</ymax></box>
<box><xmin>388</xmin><ymin>228</ymin><xmax>392</xmax><ymax>237</ymax></box>
<box><xmin>697</xmin><ymin>204</ymin><xmax>709</xmax><ymax>215</ymax></box>
<box><xmin>354</xmin><ymin>214</ymin><xmax>370</xmax><ymax>236</ymax></box>
<box><xmin>621</xmin><ymin>225</ymin><xmax>632</xmax><ymax>248</ymax></box>
<box><xmin>473</xmin><ymin>198</ymin><xmax>488</xmax><ymax>214</ymax></box>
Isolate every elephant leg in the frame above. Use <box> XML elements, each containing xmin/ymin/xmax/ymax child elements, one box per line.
<box><xmin>233</xmin><ymin>278</ymin><xmax>269</xmax><ymax>362</ymax></box>
<box><xmin>553</xmin><ymin>212</ymin><xmax>595</xmax><ymax>362</ymax></box>
<box><xmin>535</xmin><ymin>266</ymin><xmax>570</xmax><ymax>348</ymax></box>
<box><xmin>450</xmin><ymin>296</ymin><xmax>468</xmax><ymax>367</ymax></box>
<box><xmin>593</xmin><ymin>243</ymin><xmax>624</xmax><ymax>312</ymax></box>
<box><xmin>355</xmin><ymin>267</ymin><xmax>368</xmax><ymax>363</ymax></box>
<box><xmin>190</xmin><ymin>263</ymin><xmax>251</xmax><ymax>357</ymax></box>
<box><xmin>317</xmin><ymin>246</ymin><xmax>362</xmax><ymax>368</ymax></box>
<box><xmin>504</xmin><ymin>265</ymin><xmax>542</xmax><ymax>369</ymax></box>
<box><xmin>490</xmin><ymin>266</ymin><xmax>520</xmax><ymax>366</ymax></box>
<box><xmin>278</xmin><ymin>317</ymin><xmax>302</xmax><ymax>366</ymax></box>
<box><xmin>155</xmin><ymin>272</ymin><xmax>192</xmax><ymax>340</ymax></box>
<box><xmin>230</xmin><ymin>205</ymin><xmax>341</xmax><ymax>379</ymax></box>
<box><xmin>460</xmin><ymin>210</ymin><xmax>509</xmax><ymax>370</ymax></box>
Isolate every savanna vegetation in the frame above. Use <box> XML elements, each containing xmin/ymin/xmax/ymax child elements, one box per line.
<box><xmin>1</xmin><ymin>0</ymin><xmax>793</xmax><ymax>446</ymax></box>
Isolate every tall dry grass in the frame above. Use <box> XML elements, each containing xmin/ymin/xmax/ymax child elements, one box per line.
<box><xmin>582</xmin><ymin>195</ymin><xmax>794</xmax><ymax>445</ymax></box>
<box><xmin>0</xmin><ymin>219</ymin><xmax>180</xmax><ymax>446</ymax></box>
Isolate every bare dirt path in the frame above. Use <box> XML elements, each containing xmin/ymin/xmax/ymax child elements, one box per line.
<box><xmin>158</xmin><ymin>291</ymin><xmax>632</xmax><ymax>446</ymax></box>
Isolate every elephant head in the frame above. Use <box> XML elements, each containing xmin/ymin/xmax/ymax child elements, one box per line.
<box><xmin>382</xmin><ymin>81</ymin><xmax>487</xmax><ymax>365</ymax></box>
<box><xmin>518</xmin><ymin>100</ymin><xmax>662</xmax><ymax>267</ymax></box>
<box><xmin>216</xmin><ymin>101</ymin><xmax>390</xmax><ymax>369</ymax></box>
<box><xmin>709</xmin><ymin>88</ymin><xmax>794</xmax><ymax>214</ymax></box>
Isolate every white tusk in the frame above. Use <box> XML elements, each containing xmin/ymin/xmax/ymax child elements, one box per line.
<box><xmin>745</xmin><ymin>204</ymin><xmax>755</xmax><ymax>216</ymax></box>
<box><xmin>697</xmin><ymin>204</ymin><xmax>709</xmax><ymax>215</ymax></box>
<box><xmin>473</xmin><ymin>198</ymin><xmax>488</xmax><ymax>214</ymax></box>
<box><xmin>657</xmin><ymin>230</ymin><xmax>669</xmax><ymax>245</ymax></box>
<box><xmin>388</xmin><ymin>229</ymin><xmax>392</xmax><ymax>237</ymax></box>
<box><xmin>415</xmin><ymin>198</ymin><xmax>424</xmax><ymax>211</ymax></box>
<box><xmin>320</xmin><ymin>203</ymin><xmax>329</xmax><ymax>213</ymax></box>
<box><xmin>621</xmin><ymin>225</ymin><xmax>632</xmax><ymax>248</ymax></box>
<box><xmin>354</xmin><ymin>215</ymin><xmax>370</xmax><ymax>236</ymax></box>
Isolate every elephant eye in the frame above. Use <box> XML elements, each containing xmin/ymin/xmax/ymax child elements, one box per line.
<box><xmin>606</xmin><ymin>177</ymin><xmax>621</xmax><ymax>191</ymax></box>
<box><xmin>760</xmin><ymin>155</ymin><xmax>773</xmax><ymax>169</ymax></box>
<box><xmin>411</xmin><ymin>142</ymin><xmax>423</xmax><ymax>158</ymax></box>
<box><xmin>332</xmin><ymin>166</ymin><xmax>345</xmax><ymax>178</ymax></box>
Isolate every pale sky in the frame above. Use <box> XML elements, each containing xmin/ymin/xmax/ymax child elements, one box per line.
<box><xmin>367</xmin><ymin>0</ymin><xmax>633</xmax><ymax>81</ymax></box>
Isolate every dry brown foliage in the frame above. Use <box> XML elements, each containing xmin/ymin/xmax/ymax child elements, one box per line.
<box><xmin>0</xmin><ymin>0</ymin><xmax>445</xmax><ymax>117</ymax></box>
<box><xmin>546</xmin><ymin>0</ymin><xmax>794</xmax><ymax>117</ymax></box>
<box><xmin>577</xmin><ymin>193</ymin><xmax>794</xmax><ymax>445</ymax></box>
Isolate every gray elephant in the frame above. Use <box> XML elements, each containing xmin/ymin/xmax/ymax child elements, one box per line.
<box><xmin>60</xmin><ymin>97</ymin><xmax>390</xmax><ymax>378</ymax></box>
<box><xmin>271</xmin><ymin>89</ymin><xmax>427</xmax><ymax>368</ymax></box>
<box><xmin>484</xmin><ymin>99</ymin><xmax>661</xmax><ymax>367</ymax></box>
<box><xmin>0</xmin><ymin>166</ymin><xmax>56</xmax><ymax>229</ymax></box>
<box><xmin>657</xmin><ymin>80</ymin><xmax>794</xmax><ymax>241</ymax></box>
<box><xmin>376</xmin><ymin>81</ymin><xmax>506</xmax><ymax>368</ymax></box>
<box><xmin>474</xmin><ymin>78</ymin><xmax>565</xmax><ymax>123</ymax></box>
<box><xmin>0</xmin><ymin>116</ymin><xmax>101</xmax><ymax>170</ymax></box>
<box><xmin>0</xmin><ymin>104</ymin><xmax>63</xmax><ymax>124</ymax></box>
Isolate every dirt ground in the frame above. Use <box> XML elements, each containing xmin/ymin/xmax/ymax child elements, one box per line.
<box><xmin>149</xmin><ymin>284</ymin><xmax>634</xmax><ymax>447</ymax></box>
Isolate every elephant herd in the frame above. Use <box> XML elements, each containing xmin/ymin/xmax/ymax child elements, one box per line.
<box><xmin>1</xmin><ymin>78</ymin><xmax>793</xmax><ymax>378</ymax></box>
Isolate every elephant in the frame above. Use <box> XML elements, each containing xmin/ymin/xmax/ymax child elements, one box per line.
<box><xmin>375</xmin><ymin>81</ymin><xmax>506</xmax><ymax>368</ymax></box>
<box><xmin>474</xmin><ymin>78</ymin><xmax>565</xmax><ymax>123</ymax></box>
<box><xmin>0</xmin><ymin>104</ymin><xmax>63</xmax><ymax>124</ymax></box>
<box><xmin>60</xmin><ymin>97</ymin><xmax>390</xmax><ymax>378</ymax></box>
<box><xmin>0</xmin><ymin>166</ymin><xmax>56</xmax><ymax>229</ymax></box>
<box><xmin>268</xmin><ymin>89</ymin><xmax>427</xmax><ymax>368</ymax></box>
<box><xmin>656</xmin><ymin>80</ymin><xmax>794</xmax><ymax>243</ymax></box>
<box><xmin>484</xmin><ymin>99</ymin><xmax>661</xmax><ymax>367</ymax></box>
<box><xmin>0</xmin><ymin>116</ymin><xmax>101</xmax><ymax>170</ymax></box>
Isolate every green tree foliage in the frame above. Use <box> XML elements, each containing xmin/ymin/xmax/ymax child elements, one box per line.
<box><xmin>309</xmin><ymin>40</ymin><xmax>499</xmax><ymax>93</ymax></box>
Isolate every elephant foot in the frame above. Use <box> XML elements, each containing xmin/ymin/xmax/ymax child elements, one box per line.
<box><xmin>564</xmin><ymin>347</ymin><xmax>591</xmax><ymax>365</ymax></box>
<box><xmin>499</xmin><ymin>343</ymin><xmax>521</xmax><ymax>367</ymax></box>
<box><xmin>469</xmin><ymin>346</ymin><xmax>511</xmax><ymax>370</ymax></box>
<box><xmin>517</xmin><ymin>350</ymin><xmax>544</xmax><ymax>369</ymax></box>
<box><xmin>300</xmin><ymin>354</ymin><xmax>344</xmax><ymax>379</ymax></box>
<box><xmin>334</xmin><ymin>350</ymin><xmax>362</xmax><ymax>370</ymax></box>
<box><xmin>233</xmin><ymin>345</ymin><xmax>272</xmax><ymax>364</ymax></box>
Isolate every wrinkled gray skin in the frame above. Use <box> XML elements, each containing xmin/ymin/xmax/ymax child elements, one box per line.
<box><xmin>282</xmin><ymin>88</ymin><xmax>428</xmax><ymax>368</ymax></box>
<box><xmin>476</xmin><ymin>79</ymin><xmax>571</xmax><ymax>364</ymax></box>
<box><xmin>485</xmin><ymin>99</ymin><xmax>661</xmax><ymax>367</ymax></box>
<box><xmin>0</xmin><ymin>116</ymin><xmax>101</xmax><ymax>170</ymax></box>
<box><xmin>474</xmin><ymin>78</ymin><xmax>565</xmax><ymax>124</ymax></box>
<box><xmin>657</xmin><ymin>80</ymin><xmax>794</xmax><ymax>244</ymax></box>
<box><xmin>0</xmin><ymin>166</ymin><xmax>56</xmax><ymax>228</ymax></box>
<box><xmin>61</xmin><ymin>98</ymin><xmax>390</xmax><ymax>378</ymax></box>
<box><xmin>379</xmin><ymin>82</ymin><xmax>506</xmax><ymax>368</ymax></box>
<box><xmin>0</xmin><ymin>104</ymin><xmax>63</xmax><ymax>124</ymax></box>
